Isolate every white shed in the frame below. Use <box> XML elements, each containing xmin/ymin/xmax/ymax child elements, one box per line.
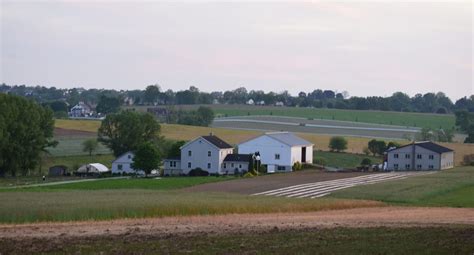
<box><xmin>238</xmin><ymin>132</ymin><xmax>313</xmax><ymax>173</ymax></box>
<box><xmin>76</xmin><ymin>163</ymin><xmax>110</xmax><ymax>175</ymax></box>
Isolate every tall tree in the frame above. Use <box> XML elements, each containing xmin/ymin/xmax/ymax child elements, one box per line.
<box><xmin>131</xmin><ymin>142</ymin><xmax>161</xmax><ymax>176</ymax></box>
<box><xmin>144</xmin><ymin>84</ymin><xmax>161</xmax><ymax>105</ymax></box>
<box><xmin>96</xmin><ymin>95</ymin><xmax>121</xmax><ymax>114</ymax></box>
<box><xmin>82</xmin><ymin>139</ymin><xmax>99</xmax><ymax>156</ymax></box>
<box><xmin>98</xmin><ymin>111</ymin><xmax>161</xmax><ymax>157</ymax></box>
<box><xmin>0</xmin><ymin>94</ymin><xmax>56</xmax><ymax>176</ymax></box>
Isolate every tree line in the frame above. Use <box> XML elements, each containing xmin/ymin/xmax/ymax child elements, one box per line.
<box><xmin>2</xmin><ymin>84</ymin><xmax>473</xmax><ymax>115</ymax></box>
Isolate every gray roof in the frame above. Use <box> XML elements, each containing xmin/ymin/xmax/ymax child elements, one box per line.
<box><xmin>387</xmin><ymin>141</ymin><xmax>453</xmax><ymax>154</ymax></box>
<box><xmin>265</xmin><ymin>132</ymin><xmax>313</xmax><ymax>147</ymax></box>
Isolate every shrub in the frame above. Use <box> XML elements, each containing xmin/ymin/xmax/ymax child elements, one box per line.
<box><xmin>463</xmin><ymin>154</ymin><xmax>474</xmax><ymax>166</ymax></box>
<box><xmin>292</xmin><ymin>161</ymin><xmax>302</xmax><ymax>171</ymax></box>
<box><xmin>243</xmin><ymin>172</ymin><xmax>254</xmax><ymax>178</ymax></box>
<box><xmin>361</xmin><ymin>158</ymin><xmax>372</xmax><ymax>166</ymax></box>
<box><xmin>188</xmin><ymin>168</ymin><xmax>209</xmax><ymax>177</ymax></box>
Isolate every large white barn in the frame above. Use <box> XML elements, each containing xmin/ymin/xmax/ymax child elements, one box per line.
<box><xmin>238</xmin><ymin>132</ymin><xmax>313</xmax><ymax>173</ymax></box>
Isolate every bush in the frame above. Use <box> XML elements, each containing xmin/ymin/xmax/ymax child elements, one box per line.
<box><xmin>292</xmin><ymin>161</ymin><xmax>302</xmax><ymax>171</ymax></box>
<box><xmin>463</xmin><ymin>154</ymin><xmax>474</xmax><ymax>166</ymax></box>
<box><xmin>188</xmin><ymin>168</ymin><xmax>209</xmax><ymax>177</ymax></box>
<box><xmin>314</xmin><ymin>157</ymin><xmax>327</xmax><ymax>166</ymax></box>
<box><xmin>243</xmin><ymin>172</ymin><xmax>255</xmax><ymax>178</ymax></box>
<box><xmin>361</xmin><ymin>158</ymin><xmax>372</xmax><ymax>166</ymax></box>
<box><xmin>329</xmin><ymin>136</ymin><xmax>348</xmax><ymax>152</ymax></box>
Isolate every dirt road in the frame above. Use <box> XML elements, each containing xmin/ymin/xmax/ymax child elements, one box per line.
<box><xmin>1</xmin><ymin>207</ymin><xmax>473</xmax><ymax>240</ymax></box>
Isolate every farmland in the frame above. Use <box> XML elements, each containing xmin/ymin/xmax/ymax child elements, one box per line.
<box><xmin>314</xmin><ymin>151</ymin><xmax>382</xmax><ymax>169</ymax></box>
<box><xmin>330</xmin><ymin>166</ymin><xmax>474</xmax><ymax>207</ymax></box>
<box><xmin>126</xmin><ymin>104</ymin><xmax>456</xmax><ymax>130</ymax></box>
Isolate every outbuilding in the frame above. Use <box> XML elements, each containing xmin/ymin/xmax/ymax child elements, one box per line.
<box><xmin>238</xmin><ymin>132</ymin><xmax>313</xmax><ymax>173</ymax></box>
<box><xmin>111</xmin><ymin>151</ymin><xmax>145</xmax><ymax>175</ymax></box>
<box><xmin>385</xmin><ymin>141</ymin><xmax>454</xmax><ymax>171</ymax></box>
<box><xmin>222</xmin><ymin>154</ymin><xmax>251</xmax><ymax>175</ymax></box>
<box><xmin>76</xmin><ymin>163</ymin><xmax>110</xmax><ymax>176</ymax></box>
<box><xmin>163</xmin><ymin>156</ymin><xmax>182</xmax><ymax>176</ymax></box>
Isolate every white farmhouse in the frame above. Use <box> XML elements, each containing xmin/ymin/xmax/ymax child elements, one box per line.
<box><xmin>180</xmin><ymin>135</ymin><xmax>234</xmax><ymax>175</ymax></box>
<box><xmin>238</xmin><ymin>132</ymin><xmax>313</xmax><ymax>173</ymax></box>
<box><xmin>111</xmin><ymin>151</ymin><xmax>144</xmax><ymax>175</ymax></box>
<box><xmin>385</xmin><ymin>141</ymin><xmax>454</xmax><ymax>171</ymax></box>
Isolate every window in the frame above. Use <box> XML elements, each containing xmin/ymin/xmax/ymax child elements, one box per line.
<box><xmin>277</xmin><ymin>166</ymin><xmax>286</xmax><ymax>170</ymax></box>
<box><xmin>394</xmin><ymin>164</ymin><xmax>399</xmax><ymax>170</ymax></box>
<box><xmin>188</xmin><ymin>150</ymin><xmax>192</xmax><ymax>156</ymax></box>
<box><xmin>207</xmin><ymin>163</ymin><xmax>211</xmax><ymax>169</ymax></box>
<box><xmin>417</xmin><ymin>154</ymin><xmax>422</xmax><ymax>159</ymax></box>
<box><xmin>275</xmin><ymin>154</ymin><xmax>280</xmax><ymax>160</ymax></box>
<box><xmin>127</xmin><ymin>155</ymin><xmax>131</xmax><ymax>159</ymax></box>
<box><xmin>405</xmin><ymin>164</ymin><xmax>410</xmax><ymax>170</ymax></box>
<box><xmin>231</xmin><ymin>163</ymin><xmax>234</xmax><ymax>167</ymax></box>
<box><xmin>394</xmin><ymin>154</ymin><xmax>399</xmax><ymax>159</ymax></box>
<box><xmin>208</xmin><ymin>151</ymin><xmax>211</xmax><ymax>157</ymax></box>
<box><xmin>416</xmin><ymin>164</ymin><xmax>422</xmax><ymax>170</ymax></box>
<box><xmin>170</xmin><ymin>161</ymin><xmax>176</xmax><ymax>168</ymax></box>
<box><xmin>429</xmin><ymin>155</ymin><xmax>434</xmax><ymax>160</ymax></box>
<box><xmin>223</xmin><ymin>163</ymin><xmax>227</xmax><ymax>169</ymax></box>
<box><xmin>239</xmin><ymin>164</ymin><xmax>242</xmax><ymax>169</ymax></box>
<box><xmin>405</xmin><ymin>154</ymin><xmax>410</xmax><ymax>159</ymax></box>
<box><xmin>118</xmin><ymin>164</ymin><xmax>123</xmax><ymax>170</ymax></box>
<box><xmin>429</xmin><ymin>165</ymin><xmax>434</xmax><ymax>169</ymax></box>
<box><xmin>188</xmin><ymin>162</ymin><xmax>191</xmax><ymax>168</ymax></box>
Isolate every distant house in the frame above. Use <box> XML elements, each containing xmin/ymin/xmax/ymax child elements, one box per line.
<box><xmin>69</xmin><ymin>101</ymin><xmax>92</xmax><ymax>118</ymax></box>
<box><xmin>123</xmin><ymin>97</ymin><xmax>134</xmax><ymax>106</ymax></box>
<box><xmin>111</xmin><ymin>151</ymin><xmax>144</xmax><ymax>175</ymax></box>
<box><xmin>180</xmin><ymin>134</ymin><xmax>234</xmax><ymax>175</ymax></box>
<box><xmin>163</xmin><ymin>156</ymin><xmax>182</xmax><ymax>176</ymax></box>
<box><xmin>222</xmin><ymin>154</ymin><xmax>251</xmax><ymax>174</ymax></box>
<box><xmin>76</xmin><ymin>163</ymin><xmax>110</xmax><ymax>176</ymax></box>
<box><xmin>246</xmin><ymin>99</ymin><xmax>255</xmax><ymax>105</ymax></box>
<box><xmin>385</xmin><ymin>141</ymin><xmax>454</xmax><ymax>171</ymax></box>
<box><xmin>275</xmin><ymin>101</ymin><xmax>284</xmax><ymax>107</ymax></box>
<box><xmin>238</xmin><ymin>132</ymin><xmax>313</xmax><ymax>173</ymax></box>
<box><xmin>48</xmin><ymin>165</ymin><xmax>68</xmax><ymax>176</ymax></box>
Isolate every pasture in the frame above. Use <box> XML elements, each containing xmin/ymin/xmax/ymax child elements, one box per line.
<box><xmin>314</xmin><ymin>151</ymin><xmax>382</xmax><ymax>169</ymax></box>
<box><xmin>126</xmin><ymin>104</ymin><xmax>456</xmax><ymax>130</ymax></box>
<box><xmin>330</xmin><ymin>166</ymin><xmax>474</xmax><ymax>207</ymax></box>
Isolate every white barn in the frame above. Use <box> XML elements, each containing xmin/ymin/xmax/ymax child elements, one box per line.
<box><xmin>180</xmin><ymin>135</ymin><xmax>234</xmax><ymax>175</ymax></box>
<box><xmin>385</xmin><ymin>141</ymin><xmax>454</xmax><ymax>171</ymax></box>
<box><xmin>238</xmin><ymin>132</ymin><xmax>313</xmax><ymax>173</ymax></box>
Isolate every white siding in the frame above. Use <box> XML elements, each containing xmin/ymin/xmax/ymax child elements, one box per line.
<box><xmin>112</xmin><ymin>152</ymin><xmax>143</xmax><ymax>174</ymax></box>
<box><xmin>238</xmin><ymin>135</ymin><xmax>292</xmax><ymax>171</ymax></box>
<box><xmin>180</xmin><ymin>137</ymin><xmax>233</xmax><ymax>174</ymax></box>
<box><xmin>163</xmin><ymin>159</ymin><xmax>182</xmax><ymax>176</ymax></box>
<box><xmin>386</xmin><ymin>144</ymin><xmax>453</xmax><ymax>171</ymax></box>
<box><xmin>440</xmin><ymin>151</ymin><xmax>455</xmax><ymax>169</ymax></box>
<box><xmin>222</xmin><ymin>161</ymin><xmax>249</xmax><ymax>174</ymax></box>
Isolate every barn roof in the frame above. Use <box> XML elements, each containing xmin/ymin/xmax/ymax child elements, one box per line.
<box><xmin>265</xmin><ymin>132</ymin><xmax>313</xmax><ymax>147</ymax></box>
<box><xmin>387</xmin><ymin>141</ymin><xmax>453</xmax><ymax>154</ymax></box>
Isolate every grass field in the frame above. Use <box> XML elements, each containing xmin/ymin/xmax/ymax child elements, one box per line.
<box><xmin>127</xmin><ymin>104</ymin><xmax>456</xmax><ymax>130</ymax></box>
<box><xmin>5</xmin><ymin>227</ymin><xmax>471</xmax><ymax>254</ymax></box>
<box><xmin>330</xmin><ymin>166</ymin><xmax>474</xmax><ymax>207</ymax></box>
<box><xmin>0</xmin><ymin>190</ymin><xmax>379</xmax><ymax>223</ymax></box>
<box><xmin>314</xmin><ymin>151</ymin><xmax>382</xmax><ymax>169</ymax></box>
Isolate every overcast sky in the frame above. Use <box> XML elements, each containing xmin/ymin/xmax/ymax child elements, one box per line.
<box><xmin>1</xmin><ymin>1</ymin><xmax>472</xmax><ymax>100</ymax></box>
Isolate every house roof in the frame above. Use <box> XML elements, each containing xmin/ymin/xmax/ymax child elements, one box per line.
<box><xmin>224</xmin><ymin>154</ymin><xmax>252</xmax><ymax>162</ymax></box>
<box><xmin>265</xmin><ymin>132</ymin><xmax>313</xmax><ymax>147</ymax></box>
<box><xmin>387</xmin><ymin>141</ymin><xmax>453</xmax><ymax>154</ymax></box>
<box><xmin>112</xmin><ymin>151</ymin><xmax>134</xmax><ymax>163</ymax></box>
<box><xmin>163</xmin><ymin>156</ymin><xmax>181</xmax><ymax>161</ymax></box>
<box><xmin>202</xmin><ymin>135</ymin><xmax>233</xmax><ymax>149</ymax></box>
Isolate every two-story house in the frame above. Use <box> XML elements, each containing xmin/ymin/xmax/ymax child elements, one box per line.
<box><xmin>385</xmin><ymin>141</ymin><xmax>454</xmax><ymax>171</ymax></box>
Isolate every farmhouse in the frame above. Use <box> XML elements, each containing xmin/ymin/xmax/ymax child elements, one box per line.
<box><xmin>180</xmin><ymin>134</ymin><xmax>234</xmax><ymax>175</ymax></box>
<box><xmin>385</xmin><ymin>141</ymin><xmax>454</xmax><ymax>171</ymax></box>
<box><xmin>222</xmin><ymin>154</ymin><xmax>251</xmax><ymax>174</ymax></box>
<box><xmin>238</xmin><ymin>132</ymin><xmax>313</xmax><ymax>173</ymax></box>
<box><xmin>69</xmin><ymin>101</ymin><xmax>92</xmax><ymax>118</ymax></box>
<box><xmin>111</xmin><ymin>151</ymin><xmax>145</xmax><ymax>175</ymax></box>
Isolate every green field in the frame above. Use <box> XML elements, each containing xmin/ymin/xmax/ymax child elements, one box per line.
<box><xmin>128</xmin><ymin>104</ymin><xmax>456</xmax><ymax>129</ymax></box>
<box><xmin>47</xmin><ymin>137</ymin><xmax>111</xmax><ymax>156</ymax></box>
<box><xmin>314</xmin><ymin>151</ymin><xmax>382</xmax><ymax>169</ymax></box>
<box><xmin>330</xmin><ymin>167</ymin><xmax>474</xmax><ymax>207</ymax></box>
<box><xmin>5</xmin><ymin>227</ymin><xmax>471</xmax><ymax>255</ymax></box>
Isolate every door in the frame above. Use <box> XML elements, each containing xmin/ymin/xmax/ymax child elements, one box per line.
<box><xmin>301</xmin><ymin>147</ymin><xmax>306</xmax><ymax>163</ymax></box>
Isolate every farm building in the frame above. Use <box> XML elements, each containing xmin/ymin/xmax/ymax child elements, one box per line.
<box><xmin>385</xmin><ymin>141</ymin><xmax>454</xmax><ymax>171</ymax></box>
<box><xmin>48</xmin><ymin>165</ymin><xmax>68</xmax><ymax>176</ymax></box>
<box><xmin>238</xmin><ymin>132</ymin><xmax>313</xmax><ymax>173</ymax></box>
<box><xmin>163</xmin><ymin>156</ymin><xmax>182</xmax><ymax>176</ymax></box>
<box><xmin>180</xmin><ymin>134</ymin><xmax>234</xmax><ymax>175</ymax></box>
<box><xmin>76</xmin><ymin>163</ymin><xmax>110</xmax><ymax>176</ymax></box>
<box><xmin>111</xmin><ymin>151</ymin><xmax>145</xmax><ymax>175</ymax></box>
<box><xmin>69</xmin><ymin>101</ymin><xmax>92</xmax><ymax>118</ymax></box>
<box><xmin>222</xmin><ymin>154</ymin><xmax>251</xmax><ymax>174</ymax></box>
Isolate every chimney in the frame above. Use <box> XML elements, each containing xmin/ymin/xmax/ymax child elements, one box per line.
<box><xmin>209</xmin><ymin>132</ymin><xmax>213</xmax><ymax>136</ymax></box>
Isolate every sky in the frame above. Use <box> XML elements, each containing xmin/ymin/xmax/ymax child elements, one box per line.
<box><xmin>1</xmin><ymin>0</ymin><xmax>472</xmax><ymax>100</ymax></box>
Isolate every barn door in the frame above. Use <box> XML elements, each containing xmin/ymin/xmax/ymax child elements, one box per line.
<box><xmin>301</xmin><ymin>147</ymin><xmax>306</xmax><ymax>163</ymax></box>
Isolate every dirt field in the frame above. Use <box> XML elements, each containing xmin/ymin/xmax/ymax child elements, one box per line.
<box><xmin>0</xmin><ymin>207</ymin><xmax>472</xmax><ymax>240</ymax></box>
<box><xmin>183</xmin><ymin>171</ymin><xmax>372</xmax><ymax>194</ymax></box>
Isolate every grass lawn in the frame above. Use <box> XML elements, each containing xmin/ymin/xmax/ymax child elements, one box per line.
<box><xmin>42</xmin><ymin>154</ymin><xmax>115</xmax><ymax>172</ymax></box>
<box><xmin>314</xmin><ymin>151</ymin><xmax>382</xmax><ymax>169</ymax></box>
<box><xmin>47</xmin><ymin>137</ymin><xmax>111</xmax><ymax>156</ymax></box>
<box><xmin>3</xmin><ymin>227</ymin><xmax>472</xmax><ymax>254</ymax></box>
<box><xmin>0</xmin><ymin>190</ymin><xmax>379</xmax><ymax>223</ymax></box>
<box><xmin>127</xmin><ymin>104</ymin><xmax>456</xmax><ymax>130</ymax></box>
<box><xmin>330</xmin><ymin>166</ymin><xmax>474</xmax><ymax>207</ymax></box>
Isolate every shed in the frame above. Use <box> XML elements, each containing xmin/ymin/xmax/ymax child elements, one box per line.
<box><xmin>76</xmin><ymin>163</ymin><xmax>110</xmax><ymax>175</ymax></box>
<box><xmin>48</xmin><ymin>165</ymin><xmax>68</xmax><ymax>176</ymax></box>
